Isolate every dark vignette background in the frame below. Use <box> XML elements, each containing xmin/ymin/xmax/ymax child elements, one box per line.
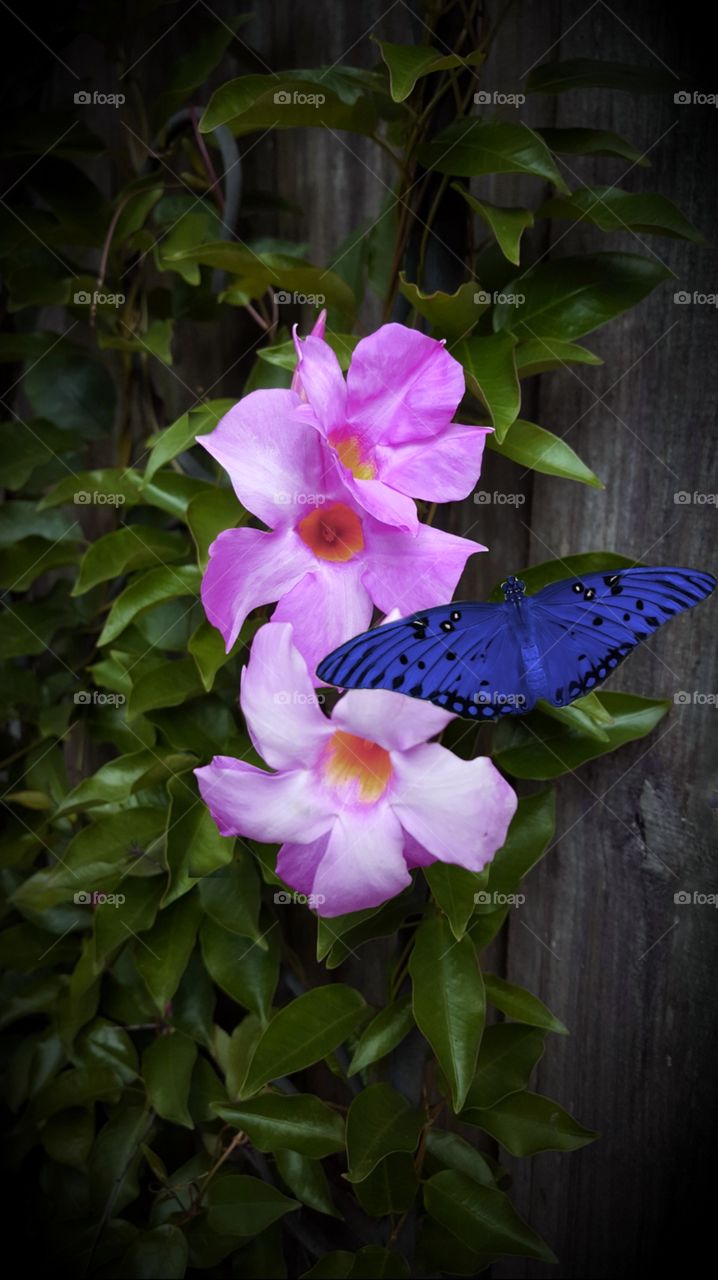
<box><xmin>0</xmin><ymin>1</ymin><xmax>715</xmax><ymax>1275</ymax></box>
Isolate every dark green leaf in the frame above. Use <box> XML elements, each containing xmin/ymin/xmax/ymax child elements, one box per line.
<box><xmin>418</xmin><ymin>121</ymin><xmax>568</xmax><ymax>189</ymax></box>
<box><xmin>463</xmin><ymin>1024</ymin><xmax>546</xmax><ymax>1111</ymax></box>
<box><xmin>539</xmin><ymin>187</ymin><xmax>705</xmax><ymax>243</ymax></box>
<box><xmin>453</xmin><ymin>333</ymin><xmax>519</xmax><ymax>442</ymax></box>
<box><xmin>216</xmin><ymin>1092</ymin><xmax>345</xmax><ymax>1156</ymax></box>
<box><xmin>243</xmin><ymin>984</ymin><xmax>367</xmax><ymax>1093</ymax></box>
<box><xmin>398</xmin><ymin>275</ymin><xmax>481</xmax><ymax>336</ymax></box>
<box><xmin>483</xmin><ymin>972</ymin><xmax>568</xmax><ymax>1034</ymax></box>
<box><xmin>410</xmin><ymin>915</ymin><xmax>485</xmax><ymax>1111</ymax></box>
<box><xmin>346</xmin><ymin>1083</ymin><xmax>423</xmax><ymax>1181</ymax></box>
<box><xmin>142</xmin><ymin>1030</ymin><xmax>197</xmax><ymax>1129</ymax></box>
<box><xmin>539</xmin><ymin>126</ymin><xmax>651</xmax><ymax>167</ymax></box>
<box><xmin>206</xmin><ymin>1173</ymin><xmax>299</xmax><ymax>1236</ymax></box>
<box><xmin>200</xmin><ymin>915</ymin><xmax>279</xmax><ymax>1021</ymax></box>
<box><xmin>526</xmin><ymin>58</ymin><xmax>678</xmax><ymax>94</ymax></box>
<box><xmin>487</xmin><ymin>417</ymin><xmax>603</xmax><ymax>486</ymax></box>
<box><xmin>376</xmin><ymin>39</ymin><xmax>484</xmax><ymax>101</ymax></box>
<box><xmin>275</xmin><ymin>1149</ymin><xmax>340</xmax><ymax>1217</ymax></box>
<box><xmin>452</xmin><ymin>186</ymin><xmax>533</xmax><ymax>265</ymax></box>
<box><xmin>347</xmin><ymin>997</ymin><xmax>414</xmax><ymax>1075</ymax></box>
<box><xmin>424</xmin><ymin>1169</ymin><xmax>556</xmax><ymax>1261</ymax></box>
<box><xmin>473</xmin><ymin>1090</ymin><xmax>597</xmax><ymax>1154</ymax></box>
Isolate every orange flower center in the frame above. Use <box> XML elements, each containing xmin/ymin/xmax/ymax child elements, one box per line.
<box><xmin>330</xmin><ymin>432</ymin><xmax>376</xmax><ymax>480</ymax></box>
<box><xmin>322</xmin><ymin>730</ymin><xmax>392</xmax><ymax>805</ymax></box>
<box><xmin>298</xmin><ymin>502</ymin><xmax>364</xmax><ymax>562</ymax></box>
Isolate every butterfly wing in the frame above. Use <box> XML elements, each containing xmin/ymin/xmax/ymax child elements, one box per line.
<box><xmin>317</xmin><ymin>602</ymin><xmax>535</xmax><ymax>718</ymax></box>
<box><xmin>529</xmin><ymin>566</ymin><xmax>716</xmax><ymax>706</ymax></box>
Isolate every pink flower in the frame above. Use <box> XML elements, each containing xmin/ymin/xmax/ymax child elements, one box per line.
<box><xmin>195</xmin><ymin>624</ymin><xmax>518</xmax><ymax>917</ymax></box>
<box><xmin>197</xmin><ymin>395</ymin><xmax>482</xmax><ymax>678</ymax></box>
<box><xmin>293</xmin><ymin>322</ymin><xmax>489</xmax><ymax>531</ymax></box>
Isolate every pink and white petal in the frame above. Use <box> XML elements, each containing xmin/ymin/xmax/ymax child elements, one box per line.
<box><xmin>346</xmin><ymin>474</ymin><xmax>418</xmax><ymax>533</ymax></box>
<box><xmin>390</xmin><ymin>744</ymin><xmax>517</xmax><ymax>870</ymax></box>
<box><xmin>311</xmin><ymin>805</ymin><xmax>411</xmax><ymax>916</ymax></box>
<box><xmin>362</xmin><ymin>519</ymin><xmax>484</xmax><ymax>616</ymax></box>
<box><xmin>276</xmin><ymin>832</ymin><xmax>330</xmax><ymax>899</ymax></box>
<box><xmin>202</xmin><ymin>526</ymin><xmax>312</xmax><ymax>652</ymax></box>
<box><xmin>195</xmin><ymin>759</ymin><xmax>334</xmax><ymax>844</ymax></box>
<box><xmin>332</xmin><ymin>688</ymin><xmax>453</xmax><ymax>753</ymax></box>
<box><xmin>197</xmin><ymin>389</ymin><xmax>326</xmax><ymax>526</ymax></box>
<box><xmin>376</xmin><ymin>424</ymin><xmax>490</xmax><ymax>502</ymax></box>
<box><xmin>346</xmin><ymin>324</ymin><xmax>465</xmax><ymax>446</ymax></box>
<box><xmin>294</xmin><ymin>334</ymin><xmax>347</xmax><ymax>435</ymax></box>
<box><xmin>273</xmin><ymin>563</ymin><xmax>374</xmax><ymax>685</ymax></box>
<box><xmin>402</xmin><ymin>831</ymin><xmax>437</xmax><ymax>868</ymax></box>
<box><xmin>240</xmin><ymin>622</ymin><xmax>332</xmax><ymax>772</ymax></box>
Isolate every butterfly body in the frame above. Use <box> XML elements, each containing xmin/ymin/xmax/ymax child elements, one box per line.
<box><xmin>317</xmin><ymin>567</ymin><xmax>716</xmax><ymax>719</ymax></box>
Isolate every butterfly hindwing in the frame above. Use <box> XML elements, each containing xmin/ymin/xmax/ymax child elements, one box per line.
<box><xmin>316</xmin><ymin>602</ymin><xmax>533</xmax><ymax>717</ymax></box>
<box><xmin>530</xmin><ymin>567</ymin><xmax>716</xmax><ymax>705</ymax></box>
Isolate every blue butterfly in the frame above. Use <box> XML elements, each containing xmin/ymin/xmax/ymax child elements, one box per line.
<box><xmin>317</xmin><ymin>567</ymin><xmax>716</xmax><ymax>719</ymax></box>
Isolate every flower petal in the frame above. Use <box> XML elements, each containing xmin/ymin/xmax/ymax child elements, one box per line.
<box><xmin>240</xmin><ymin>623</ymin><xmax>332</xmax><ymax>771</ymax></box>
<box><xmin>273</xmin><ymin>563</ymin><xmax>374</xmax><ymax>683</ymax></box>
<box><xmin>311</xmin><ymin>805</ymin><xmax>411</xmax><ymax>916</ymax></box>
<box><xmin>276</xmin><ymin>834</ymin><xmax>330</xmax><ymax>898</ymax></box>
<box><xmin>376</xmin><ymin>424</ymin><xmax>490</xmax><ymax>503</ymax></box>
<box><xmin>391</xmin><ymin>744</ymin><xmax>517</xmax><ymax>870</ymax></box>
<box><xmin>332</xmin><ymin>688</ymin><xmax>453</xmax><ymax>753</ymax></box>
<box><xmin>197</xmin><ymin>389</ymin><xmax>328</xmax><ymax>525</ymax></box>
<box><xmin>362</xmin><ymin>519</ymin><xmax>484</xmax><ymax>616</ymax></box>
<box><xmin>346</xmin><ymin>324</ymin><xmax>465</xmax><ymax>445</ymax></box>
<box><xmin>195</xmin><ymin>759</ymin><xmax>334</xmax><ymax>843</ymax></box>
<box><xmin>294</xmin><ymin>334</ymin><xmax>347</xmax><ymax>435</ymax></box>
<box><xmin>202</xmin><ymin>526</ymin><xmax>312</xmax><ymax>651</ymax></box>
<box><xmin>347</xmin><ymin>474</ymin><xmax>419</xmax><ymax>533</ymax></box>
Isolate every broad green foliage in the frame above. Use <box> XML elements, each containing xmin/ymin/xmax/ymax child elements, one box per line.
<box><xmin>0</xmin><ymin>1</ymin><xmax>700</xmax><ymax>1275</ymax></box>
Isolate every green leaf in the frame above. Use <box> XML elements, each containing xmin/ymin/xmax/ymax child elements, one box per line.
<box><xmin>463</xmin><ymin>1024</ymin><xmax>546</xmax><ymax>1111</ymax></box>
<box><xmin>0</xmin><ymin>535</ymin><xmax>81</xmax><ymax>590</ymax></box>
<box><xmin>376</xmin><ymin>39</ymin><xmax>485</xmax><ymax>101</ymax></box>
<box><xmin>302</xmin><ymin>1253</ymin><xmax>354</xmax><ymax>1279</ymax></box>
<box><xmin>198</xmin><ymin>854</ymin><xmax>263</xmax><ymax>942</ymax></box>
<box><xmin>98</xmin><ymin>564</ymin><xmax>200</xmax><ymax>646</ymax></box>
<box><xmin>346</xmin><ymin>1083</ymin><xmax>423</xmax><ymax>1181</ymax></box>
<box><xmin>142</xmin><ymin>1030</ymin><xmax>197</xmax><ymax>1129</ymax></box>
<box><xmin>24</xmin><ymin>343</ymin><xmax>115</xmax><ymax>436</ymax></box>
<box><xmin>206</xmin><ymin>1173</ymin><xmax>299</xmax><ymax>1237</ymax></box>
<box><xmin>483</xmin><ymin>973</ymin><xmax>568</xmax><ymax>1035</ymax></box>
<box><xmin>122</xmin><ymin>1225</ymin><xmax>188</xmax><ymax>1279</ymax></box>
<box><xmin>347</xmin><ymin>1247</ymin><xmax>410</xmax><ymax>1278</ymax></box>
<box><xmin>409</xmin><ymin>915</ymin><xmax>485</xmax><ymax>1111</ymax></box>
<box><xmin>41</xmin><ymin>1107</ymin><xmax>95</xmax><ymax>1168</ymax></box>
<box><xmin>172</xmin><ymin>241</ymin><xmax>356</xmax><ymax>314</ymax></box>
<box><xmin>493</xmin><ymin>252</ymin><xmax>673</xmax><ymax>340</ymax></box>
<box><xmin>539</xmin><ymin>126</ymin><xmax>651</xmax><ymax>167</ymax></box>
<box><xmin>216</xmin><ymin>1092</ymin><xmax>345</xmax><ymax>1157</ymax></box>
<box><xmin>487</xmin><ymin>417</ymin><xmax>603</xmax><ymax>486</ymax></box>
<box><xmin>73</xmin><ymin>526</ymin><xmax>189</xmax><ymax>595</ymax></box>
<box><xmin>275</xmin><ymin>1149</ymin><xmax>339</xmax><ymax>1217</ymax></box>
<box><xmin>258</xmin><ymin>332</ymin><xmax>359</xmax><ymax>372</ymax></box>
<box><xmin>425</xmin><ymin>863</ymin><xmax>483</xmax><ymax>939</ymax></box>
<box><xmin>486</xmin><ymin>789</ymin><xmax>556</xmax><ymax>899</ymax></box>
<box><xmin>398</xmin><ymin>275</ymin><xmax>481</xmax><ymax>337</ymax></box>
<box><xmin>144</xmin><ymin>399</ymin><xmax>235</xmax><ymax>482</ymax></box>
<box><xmin>200</xmin><ymin>916</ymin><xmax>279</xmax><ymax>1021</ymax></box>
<box><xmin>243</xmin><ymin>984</ymin><xmax>367</xmax><ymax>1093</ymax></box>
<box><xmin>493</xmin><ymin>692</ymin><xmax>670</xmax><ymax>779</ymax></box>
<box><xmin>473</xmin><ymin>1090</ymin><xmax>597</xmax><ymax>1154</ymax></box>
<box><xmin>453</xmin><ymin>333</ymin><xmax>520</xmax><ymax>442</ymax></box>
<box><xmin>424</xmin><ymin>1129</ymin><xmax>497</xmax><ymax>1188</ymax></box>
<box><xmin>515</xmin><ymin>336</ymin><xmax>602</xmax><ymax>376</ymax></box>
<box><xmin>347</xmin><ymin>997</ymin><xmax>414</xmax><ymax>1075</ymax></box>
<box><xmin>424</xmin><ymin>1170</ymin><xmax>556</xmax><ymax>1262</ymax></box>
<box><xmin>0</xmin><ymin>499</ymin><xmax>78</xmax><ymax>546</ymax></box>
<box><xmin>128</xmin><ymin>658</ymin><xmax>205</xmax><ymax>717</ymax></box>
<box><xmin>164</xmin><ymin>775</ymin><xmax>235</xmax><ymax>905</ymax></box>
<box><xmin>526</xmin><ymin>58</ymin><xmax>678</xmax><ymax>94</ymax></box>
<box><xmin>452</xmin><ymin>186</ymin><xmax>533</xmax><ymax>265</ymax></box>
<box><xmin>539</xmin><ymin>186</ymin><xmax>705</xmax><ymax>243</ymax></box>
<box><xmin>74</xmin><ymin>1017</ymin><xmax>140</xmax><ymax>1084</ymax></box>
<box><xmin>135</xmin><ymin>892</ymin><xmax>202</xmax><ymax>1010</ymax></box>
<box><xmin>418</xmin><ymin>120</ymin><xmax>568</xmax><ymax>189</ymax></box>
<box><xmin>353</xmin><ymin>1152</ymin><xmax>418</xmax><ymax>1217</ymax></box>
<box><xmin>31</xmin><ymin>1065</ymin><xmax>122</xmax><ymax>1120</ymax></box>
<box><xmin>200</xmin><ymin>74</ymin><xmax>381</xmax><ymax>138</ymax></box>
<box><xmin>56</xmin><ymin>749</ymin><xmax>193</xmax><ymax>816</ymax></box>
<box><xmin>187</xmin><ymin>487</ymin><xmax>246</xmax><ymax>568</ymax></box>
<box><xmin>151</xmin><ymin>12</ymin><xmax>248</xmax><ymax>124</ymax></box>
